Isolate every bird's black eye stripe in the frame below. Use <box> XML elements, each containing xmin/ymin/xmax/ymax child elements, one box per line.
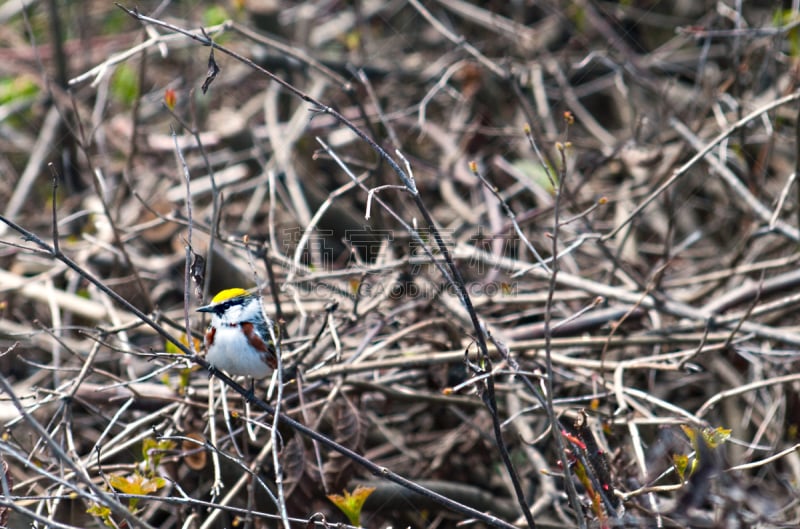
<box><xmin>214</xmin><ymin>296</ymin><xmax>251</xmax><ymax>314</ymax></box>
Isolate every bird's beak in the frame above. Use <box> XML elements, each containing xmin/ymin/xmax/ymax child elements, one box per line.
<box><xmin>196</xmin><ymin>304</ymin><xmax>214</xmax><ymax>313</ymax></box>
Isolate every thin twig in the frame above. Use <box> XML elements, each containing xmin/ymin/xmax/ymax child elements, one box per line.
<box><xmin>541</xmin><ymin>127</ymin><xmax>586</xmax><ymax>527</ymax></box>
<box><xmin>604</xmin><ymin>90</ymin><xmax>800</xmax><ymax>241</ymax></box>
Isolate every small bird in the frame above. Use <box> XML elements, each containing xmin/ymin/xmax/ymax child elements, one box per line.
<box><xmin>197</xmin><ymin>288</ymin><xmax>278</xmax><ymax>379</ymax></box>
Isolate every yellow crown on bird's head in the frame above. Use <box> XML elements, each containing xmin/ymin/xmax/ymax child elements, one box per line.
<box><xmin>209</xmin><ymin>287</ymin><xmax>251</xmax><ymax>304</ymax></box>
<box><xmin>197</xmin><ymin>288</ymin><xmax>259</xmax><ymax>315</ymax></box>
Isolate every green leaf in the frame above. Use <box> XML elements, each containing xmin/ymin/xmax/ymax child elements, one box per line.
<box><xmin>109</xmin><ymin>474</ymin><xmax>143</xmax><ymax>495</ymax></box>
<box><xmin>512</xmin><ymin>158</ymin><xmax>557</xmax><ymax>194</ymax></box>
<box><xmin>142</xmin><ymin>438</ymin><xmax>175</xmax><ymax>474</ymax></box>
<box><xmin>0</xmin><ymin>75</ymin><xmax>38</xmax><ymax>105</ymax></box>
<box><xmin>673</xmin><ymin>453</ymin><xmax>690</xmax><ymax>481</ymax></box>
<box><xmin>86</xmin><ymin>504</ymin><xmax>114</xmax><ymax>527</ymax></box>
<box><xmin>203</xmin><ymin>5</ymin><xmax>229</xmax><ymax>27</ymax></box>
<box><xmin>774</xmin><ymin>9</ymin><xmax>800</xmax><ymax>57</ymax></box>
<box><xmin>111</xmin><ymin>64</ymin><xmax>139</xmax><ymax>106</ymax></box>
<box><xmin>701</xmin><ymin>426</ymin><xmax>731</xmax><ymax>448</ymax></box>
<box><xmin>328</xmin><ymin>485</ymin><xmax>375</xmax><ymax>526</ymax></box>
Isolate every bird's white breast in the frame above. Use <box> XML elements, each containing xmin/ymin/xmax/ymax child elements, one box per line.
<box><xmin>206</xmin><ymin>321</ymin><xmax>272</xmax><ymax>378</ymax></box>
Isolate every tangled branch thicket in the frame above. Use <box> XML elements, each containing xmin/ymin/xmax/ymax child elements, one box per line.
<box><xmin>2</xmin><ymin>1</ymin><xmax>800</xmax><ymax>528</ymax></box>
